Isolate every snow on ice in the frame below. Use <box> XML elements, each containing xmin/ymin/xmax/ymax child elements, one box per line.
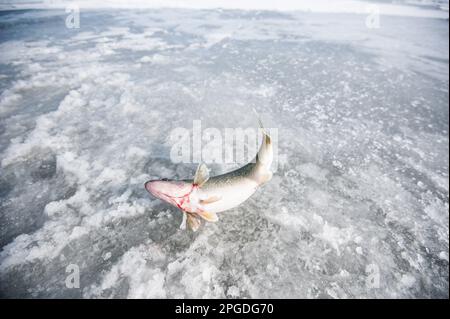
<box><xmin>0</xmin><ymin>3</ymin><xmax>448</xmax><ymax>298</ymax></box>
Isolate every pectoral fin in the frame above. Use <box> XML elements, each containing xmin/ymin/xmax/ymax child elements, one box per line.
<box><xmin>194</xmin><ymin>163</ymin><xmax>210</xmax><ymax>187</ymax></box>
<box><xmin>200</xmin><ymin>195</ymin><xmax>221</xmax><ymax>205</ymax></box>
<box><xmin>187</xmin><ymin>214</ymin><xmax>201</xmax><ymax>232</ymax></box>
<box><xmin>197</xmin><ymin>210</ymin><xmax>219</xmax><ymax>222</ymax></box>
<box><xmin>179</xmin><ymin>211</ymin><xmax>187</xmax><ymax>230</ymax></box>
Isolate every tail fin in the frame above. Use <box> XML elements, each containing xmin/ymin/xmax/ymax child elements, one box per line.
<box><xmin>253</xmin><ymin>108</ymin><xmax>271</xmax><ymax>139</ymax></box>
<box><xmin>253</xmin><ymin>108</ymin><xmax>273</xmax><ymax>179</ymax></box>
<box><xmin>253</xmin><ymin>108</ymin><xmax>272</xmax><ymax>149</ymax></box>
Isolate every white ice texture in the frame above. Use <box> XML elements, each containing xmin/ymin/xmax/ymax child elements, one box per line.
<box><xmin>0</xmin><ymin>7</ymin><xmax>448</xmax><ymax>298</ymax></box>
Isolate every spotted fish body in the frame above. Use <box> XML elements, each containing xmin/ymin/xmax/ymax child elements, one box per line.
<box><xmin>145</xmin><ymin>117</ymin><xmax>273</xmax><ymax>231</ymax></box>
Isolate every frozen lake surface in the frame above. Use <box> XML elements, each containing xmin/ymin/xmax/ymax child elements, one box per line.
<box><xmin>0</xmin><ymin>8</ymin><xmax>448</xmax><ymax>298</ymax></box>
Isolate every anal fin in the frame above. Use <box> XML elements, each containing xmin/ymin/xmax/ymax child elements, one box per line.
<box><xmin>257</xmin><ymin>171</ymin><xmax>272</xmax><ymax>185</ymax></box>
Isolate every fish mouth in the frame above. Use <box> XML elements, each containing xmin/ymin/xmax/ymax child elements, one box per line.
<box><xmin>145</xmin><ymin>180</ymin><xmax>176</xmax><ymax>205</ymax></box>
<box><xmin>145</xmin><ymin>180</ymin><xmax>165</xmax><ymax>198</ymax></box>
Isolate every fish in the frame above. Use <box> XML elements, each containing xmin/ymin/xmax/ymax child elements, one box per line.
<box><xmin>145</xmin><ymin>113</ymin><xmax>273</xmax><ymax>231</ymax></box>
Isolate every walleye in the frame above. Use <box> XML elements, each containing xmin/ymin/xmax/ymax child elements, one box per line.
<box><xmin>145</xmin><ymin>115</ymin><xmax>273</xmax><ymax>231</ymax></box>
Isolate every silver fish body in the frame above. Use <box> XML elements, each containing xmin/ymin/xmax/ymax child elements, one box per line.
<box><xmin>145</xmin><ymin>118</ymin><xmax>273</xmax><ymax>231</ymax></box>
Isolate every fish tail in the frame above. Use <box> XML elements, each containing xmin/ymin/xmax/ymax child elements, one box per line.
<box><xmin>253</xmin><ymin>108</ymin><xmax>271</xmax><ymax>139</ymax></box>
<box><xmin>253</xmin><ymin>108</ymin><xmax>273</xmax><ymax>183</ymax></box>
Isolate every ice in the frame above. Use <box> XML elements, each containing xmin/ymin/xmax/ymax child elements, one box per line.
<box><xmin>0</xmin><ymin>5</ymin><xmax>448</xmax><ymax>298</ymax></box>
<box><xmin>1</xmin><ymin>0</ymin><xmax>449</xmax><ymax>18</ymax></box>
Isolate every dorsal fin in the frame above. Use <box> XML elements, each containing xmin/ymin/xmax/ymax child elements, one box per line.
<box><xmin>193</xmin><ymin>163</ymin><xmax>210</xmax><ymax>187</ymax></box>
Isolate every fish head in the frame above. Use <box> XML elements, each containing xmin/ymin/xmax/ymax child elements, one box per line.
<box><xmin>145</xmin><ymin>178</ymin><xmax>195</xmax><ymax>209</ymax></box>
